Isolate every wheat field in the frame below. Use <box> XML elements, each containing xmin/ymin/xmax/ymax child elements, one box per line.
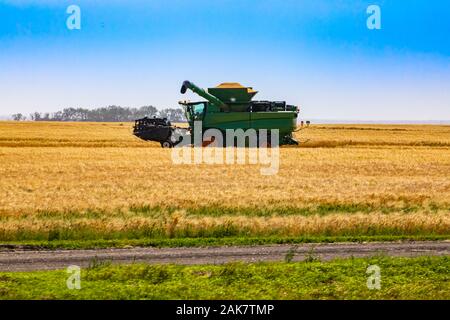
<box><xmin>0</xmin><ymin>121</ymin><xmax>449</xmax><ymax>242</ymax></box>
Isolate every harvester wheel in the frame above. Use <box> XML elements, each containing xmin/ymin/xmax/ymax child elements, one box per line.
<box><xmin>202</xmin><ymin>136</ymin><xmax>217</xmax><ymax>147</ymax></box>
<box><xmin>161</xmin><ymin>141</ymin><xmax>173</xmax><ymax>148</ymax></box>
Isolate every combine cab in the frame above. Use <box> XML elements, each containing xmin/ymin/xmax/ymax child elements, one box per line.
<box><xmin>133</xmin><ymin>80</ymin><xmax>299</xmax><ymax>147</ymax></box>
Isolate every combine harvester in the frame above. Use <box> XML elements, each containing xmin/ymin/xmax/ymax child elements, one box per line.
<box><xmin>133</xmin><ymin>80</ymin><xmax>299</xmax><ymax>147</ymax></box>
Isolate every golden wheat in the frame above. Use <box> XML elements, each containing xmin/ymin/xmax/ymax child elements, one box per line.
<box><xmin>0</xmin><ymin>121</ymin><xmax>449</xmax><ymax>239</ymax></box>
<box><xmin>0</xmin><ymin>212</ymin><xmax>448</xmax><ymax>240</ymax></box>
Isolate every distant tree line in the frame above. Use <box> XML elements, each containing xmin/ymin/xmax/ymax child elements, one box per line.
<box><xmin>11</xmin><ymin>105</ymin><xmax>186</xmax><ymax>122</ymax></box>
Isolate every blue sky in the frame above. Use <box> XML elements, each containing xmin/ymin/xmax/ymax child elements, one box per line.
<box><xmin>0</xmin><ymin>0</ymin><xmax>449</xmax><ymax>120</ymax></box>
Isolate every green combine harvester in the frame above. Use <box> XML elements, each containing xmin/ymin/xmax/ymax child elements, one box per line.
<box><xmin>133</xmin><ymin>80</ymin><xmax>299</xmax><ymax>147</ymax></box>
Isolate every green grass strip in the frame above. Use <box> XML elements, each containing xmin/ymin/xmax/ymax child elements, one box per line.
<box><xmin>1</xmin><ymin>235</ymin><xmax>448</xmax><ymax>250</ymax></box>
<box><xmin>0</xmin><ymin>256</ymin><xmax>448</xmax><ymax>299</ymax></box>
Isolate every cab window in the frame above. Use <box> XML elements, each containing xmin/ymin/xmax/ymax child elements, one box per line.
<box><xmin>191</xmin><ymin>103</ymin><xmax>205</xmax><ymax>120</ymax></box>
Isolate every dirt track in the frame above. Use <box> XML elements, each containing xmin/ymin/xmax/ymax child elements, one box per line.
<box><xmin>0</xmin><ymin>241</ymin><xmax>448</xmax><ymax>272</ymax></box>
